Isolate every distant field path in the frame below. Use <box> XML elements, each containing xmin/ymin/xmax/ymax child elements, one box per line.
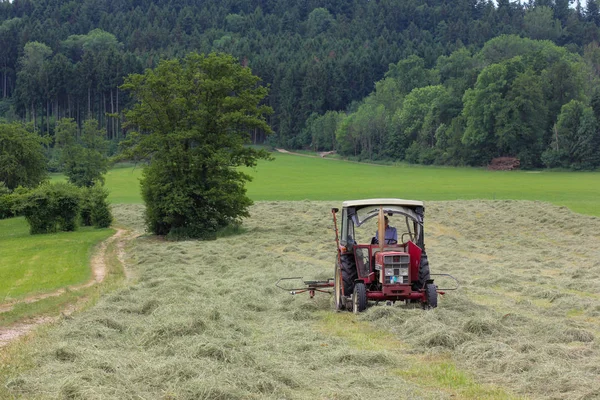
<box><xmin>275</xmin><ymin>148</ymin><xmax>335</xmax><ymax>158</ymax></box>
<box><xmin>274</xmin><ymin>148</ymin><xmax>314</xmax><ymax>157</ymax></box>
<box><xmin>0</xmin><ymin>228</ymin><xmax>135</xmax><ymax>348</ymax></box>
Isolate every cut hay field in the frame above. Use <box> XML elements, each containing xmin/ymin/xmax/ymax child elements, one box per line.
<box><xmin>0</xmin><ymin>217</ymin><xmax>113</xmax><ymax>305</ymax></box>
<box><xmin>91</xmin><ymin>153</ymin><xmax>600</xmax><ymax>216</ymax></box>
<box><xmin>2</xmin><ymin>201</ymin><xmax>599</xmax><ymax>399</ymax></box>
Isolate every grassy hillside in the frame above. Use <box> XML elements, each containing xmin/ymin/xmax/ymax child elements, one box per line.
<box><xmin>2</xmin><ymin>201</ymin><xmax>598</xmax><ymax>399</ymax></box>
<box><xmin>98</xmin><ymin>154</ymin><xmax>600</xmax><ymax>216</ymax></box>
<box><xmin>0</xmin><ymin>217</ymin><xmax>113</xmax><ymax>302</ymax></box>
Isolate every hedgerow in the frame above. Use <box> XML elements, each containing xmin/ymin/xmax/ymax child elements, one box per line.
<box><xmin>80</xmin><ymin>184</ymin><xmax>113</xmax><ymax>228</ymax></box>
<box><xmin>18</xmin><ymin>182</ymin><xmax>113</xmax><ymax>234</ymax></box>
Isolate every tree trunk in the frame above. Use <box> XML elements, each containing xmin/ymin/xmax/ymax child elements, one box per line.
<box><xmin>46</xmin><ymin>100</ymin><xmax>50</xmax><ymax>134</ymax></box>
<box><xmin>32</xmin><ymin>102</ymin><xmax>36</xmax><ymax>132</ymax></box>
<box><xmin>116</xmin><ymin>87</ymin><xmax>120</xmax><ymax>139</ymax></box>
<box><xmin>103</xmin><ymin>91</ymin><xmax>106</xmax><ymax>134</ymax></box>
<box><xmin>332</xmin><ymin>131</ymin><xmax>335</xmax><ymax>151</ymax></box>
<box><xmin>2</xmin><ymin>67</ymin><xmax>6</xmax><ymax>98</ymax></box>
<box><xmin>110</xmin><ymin>89</ymin><xmax>115</xmax><ymax>140</ymax></box>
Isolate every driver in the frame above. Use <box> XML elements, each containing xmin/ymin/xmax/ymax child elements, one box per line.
<box><xmin>375</xmin><ymin>216</ymin><xmax>397</xmax><ymax>244</ymax></box>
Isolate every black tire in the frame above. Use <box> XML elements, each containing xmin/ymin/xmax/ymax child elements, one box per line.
<box><xmin>417</xmin><ymin>252</ymin><xmax>431</xmax><ymax>289</ymax></box>
<box><xmin>334</xmin><ymin>258</ymin><xmax>343</xmax><ymax>311</ymax></box>
<box><xmin>352</xmin><ymin>282</ymin><xmax>367</xmax><ymax>313</ymax></box>
<box><xmin>424</xmin><ymin>283</ymin><xmax>437</xmax><ymax>309</ymax></box>
<box><xmin>340</xmin><ymin>253</ymin><xmax>358</xmax><ymax>296</ymax></box>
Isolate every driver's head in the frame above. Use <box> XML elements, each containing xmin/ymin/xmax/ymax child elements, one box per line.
<box><xmin>384</xmin><ymin>215</ymin><xmax>389</xmax><ymax>228</ymax></box>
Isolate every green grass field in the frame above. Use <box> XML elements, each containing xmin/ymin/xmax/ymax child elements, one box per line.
<box><xmin>97</xmin><ymin>153</ymin><xmax>600</xmax><ymax>216</ymax></box>
<box><xmin>0</xmin><ymin>217</ymin><xmax>113</xmax><ymax>302</ymax></box>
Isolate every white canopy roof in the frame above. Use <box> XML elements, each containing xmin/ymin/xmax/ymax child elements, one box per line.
<box><xmin>342</xmin><ymin>198</ymin><xmax>424</xmax><ymax>208</ymax></box>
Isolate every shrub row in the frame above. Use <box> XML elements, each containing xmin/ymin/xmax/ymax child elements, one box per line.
<box><xmin>0</xmin><ymin>181</ymin><xmax>112</xmax><ymax>234</ymax></box>
<box><xmin>80</xmin><ymin>185</ymin><xmax>113</xmax><ymax>228</ymax></box>
<box><xmin>0</xmin><ymin>183</ymin><xmax>28</xmax><ymax>219</ymax></box>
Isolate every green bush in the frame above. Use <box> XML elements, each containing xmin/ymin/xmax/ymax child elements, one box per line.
<box><xmin>0</xmin><ymin>184</ymin><xmax>29</xmax><ymax>220</ymax></box>
<box><xmin>404</xmin><ymin>143</ymin><xmax>440</xmax><ymax>165</ymax></box>
<box><xmin>541</xmin><ymin>148</ymin><xmax>567</xmax><ymax>168</ymax></box>
<box><xmin>80</xmin><ymin>200</ymin><xmax>93</xmax><ymax>227</ymax></box>
<box><xmin>141</xmin><ymin>161</ymin><xmax>252</xmax><ymax>240</ymax></box>
<box><xmin>0</xmin><ymin>194</ymin><xmax>13</xmax><ymax>219</ymax></box>
<box><xmin>0</xmin><ymin>182</ymin><xmax>10</xmax><ymax>219</ymax></box>
<box><xmin>21</xmin><ymin>182</ymin><xmax>81</xmax><ymax>234</ymax></box>
<box><xmin>0</xmin><ymin>122</ymin><xmax>48</xmax><ymax>190</ymax></box>
<box><xmin>0</xmin><ymin>181</ymin><xmax>9</xmax><ymax>196</ymax></box>
<box><xmin>80</xmin><ymin>184</ymin><xmax>113</xmax><ymax>228</ymax></box>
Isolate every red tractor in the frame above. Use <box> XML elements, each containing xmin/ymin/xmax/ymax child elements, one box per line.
<box><xmin>332</xmin><ymin>199</ymin><xmax>439</xmax><ymax>313</ymax></box>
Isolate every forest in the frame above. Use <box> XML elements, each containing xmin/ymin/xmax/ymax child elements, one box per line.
<box><xmin>1</xmin><ymin>0</ymin><xmax>600</xmax><ymax>168</ymax></box>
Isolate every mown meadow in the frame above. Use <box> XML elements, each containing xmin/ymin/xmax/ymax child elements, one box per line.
<box><xmin>2</xmin><ymin>200</ymin><xmax>599</xmax><ymax>399</ymax></box>
<box><xmin>2</xmin><ymin>152</ymin><xmax>599</xmax><ymax>399</ymax></box>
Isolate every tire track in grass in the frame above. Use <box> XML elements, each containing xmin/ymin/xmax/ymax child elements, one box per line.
<box><xmin>0</xmin><ymin>228</ymin><xmax>135</xmax><ymax>348</ymax></box>
<box><xmin>316</xmin><ymin>311</ymin><xmax>519</xmax><ymax>400</ymax></box>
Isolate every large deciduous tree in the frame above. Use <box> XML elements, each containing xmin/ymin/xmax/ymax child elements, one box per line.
<box><xmin>542</xmin><ymin>100</ymin><xmax>600</xmax><ymax>169</ymax></box>
<box><xmin>122</xmin><ymin>52</ymin><xmax>272</xmax><ymax>239</ymax></box>
<box><xmin>0</xmin><ymin>122</ymin><xmax>47</xmax><ymax>190</ymax></box>
<box><xmin>462</xmin><ymin>57</ymin><xmax>550</xmax><ymax>166</ymax></box>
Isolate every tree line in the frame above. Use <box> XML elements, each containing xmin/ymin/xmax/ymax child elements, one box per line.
<box><xmin>305</xmin><ymin>35</ymin><xmax>600</xmax><ymax>169</ymax></box>
<box><xmin>2</xmin><ymin>0</ymin><xmax>600</xmax><ymax>167</ymax></box>
<box><xmin>1</xmin><ymin>26</ymin><xmax>142</xmax><ymax>140</ymax></box>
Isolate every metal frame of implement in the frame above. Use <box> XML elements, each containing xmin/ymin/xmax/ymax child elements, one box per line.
<box><xmin>275</xmin><ymin>277</ymin><xmax>335</xmax><ymax>298</ymax></box>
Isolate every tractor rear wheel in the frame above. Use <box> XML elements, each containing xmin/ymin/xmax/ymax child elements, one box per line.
<box><xmin>424</xmin><ymin>283</ymin><xmax>438</xmax><ymax>309</ymax></box>
<box><xmin>340</xmin><ymin>253</ymin><xmax>358</xmax><ymax>296</ymax></box>
<box><xmin>352</xmin><ymin>282</ymin><xmax>367</xmax><ymax>314</ymax></box>
<box><xmin>417</xmin><ymin>252</ymin><xmax>431</xmax><ymax>289</ymax></box>
<box><xmin>334</xmin><ymin>258</ymin><xmax>343</xmax><ymax>311</ymax></box>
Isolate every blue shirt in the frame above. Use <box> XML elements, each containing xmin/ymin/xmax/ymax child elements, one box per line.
<box><xmin>376</xmin><ymin>226</ymin><xmax>397</xmax><ymax>243</ymax></box>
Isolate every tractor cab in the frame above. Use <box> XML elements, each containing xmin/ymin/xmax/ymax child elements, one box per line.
<box><xmin>333</xmin><ymin>199</ymin><xmax>436</xmax><ymax>312</ymax></box>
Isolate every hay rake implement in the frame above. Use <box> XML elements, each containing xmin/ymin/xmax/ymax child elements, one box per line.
<box><xmin>275</xmin><ymin>277</ymin><xmax>334</xmax><ymax>298</ymax></box>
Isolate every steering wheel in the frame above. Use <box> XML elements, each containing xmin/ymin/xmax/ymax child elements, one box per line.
<box><xmin>371</xmin><ymin>237</ymin><xmax>398</xmax><ymax>245</ymax></box>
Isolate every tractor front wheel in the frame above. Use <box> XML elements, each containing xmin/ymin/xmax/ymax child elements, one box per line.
<box><xmin>424</xmin><ymin>283</ymin><xmax>438</xmax><ymax>309</ymax></box>
<box><xmin>352</xmin><ymin>282</ymin><xmax>367</xmax><ymax>314</ymax></box>
<box><xmin>334</xmin><ymin>258</ymin><xmax>343</xmax><ymax>311</ymax></box>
